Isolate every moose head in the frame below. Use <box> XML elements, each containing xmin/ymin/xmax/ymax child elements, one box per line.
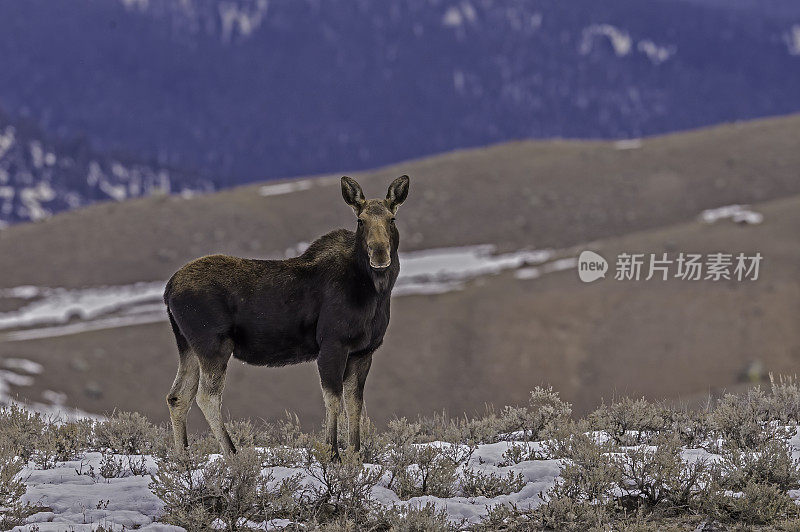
<box><xmin>341</xmin><ymin>175</ymin><xmax>409</xmax><ymax>270</ymax></box>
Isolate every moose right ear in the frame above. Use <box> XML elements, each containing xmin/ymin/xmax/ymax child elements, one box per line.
<box><xmin>341</xmin><ymin>176</ymin><xmax>365</xmax><ymax>214</ymax></box>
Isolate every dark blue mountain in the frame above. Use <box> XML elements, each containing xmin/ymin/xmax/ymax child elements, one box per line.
<box><xmin>0</xmin><ymin>109</ymin><xmax>212</xmax><ymax>225</ymax></box>
<box><xmin>0</xmin><ymin>0</ymin><xmax>799</xmax><ymax>221</ymax></box>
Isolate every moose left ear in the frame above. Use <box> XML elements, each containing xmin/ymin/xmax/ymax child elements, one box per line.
<box><xmin>386</xmin><ymin>175</ymin><xmax>410</xmax><ymax>213</ymax></box>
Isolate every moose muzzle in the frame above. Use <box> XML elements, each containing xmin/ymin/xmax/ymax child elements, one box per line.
<box><xmin>367</xmin><ymin>243</ymin><xmax>391</xmax><ymax>270</ymax></box>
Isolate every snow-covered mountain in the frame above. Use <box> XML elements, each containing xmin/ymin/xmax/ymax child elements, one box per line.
<box><xmin>0</xmin><ymin>110</ymin><xmax>213</xmax><ymax>226</ymax></box>
<box><xmin>0</xmin><ymin>0</ymin><xmax>800</xmax><ymax>219</ymax></box>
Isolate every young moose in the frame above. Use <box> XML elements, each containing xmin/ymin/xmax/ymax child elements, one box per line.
<box><xmin>164</xmin><ymin>175</ymin><xmax>409</xmax><ymax>456</ymax></box>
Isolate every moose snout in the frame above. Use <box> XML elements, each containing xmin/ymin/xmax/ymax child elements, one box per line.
<box><xmin>367</xmin><ymin>243</ymin><xmax>391</xmax><ymax>269</ymax></box>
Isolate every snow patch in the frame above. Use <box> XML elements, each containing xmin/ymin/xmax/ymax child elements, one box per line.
<box><xmin>2</xmin><ymin>358</ymin><xmax>43</xmax><ymax>374</ymax></box>
<box><xmin>120</xmin><ymin>0</ymin><xmax>150</xmax><ymax>10</ymax></box>
<box><xmin>0</xmin><ymin>282</ymin><xmax>165</xmax><ymax>331</ymax></box>
<box><xmin>259</xmin><ymin>180</ymin><xmax>313</xmax><ymax>197</ymax></box>
<box><xmin>219</xmin><ymin>0</ymin><xmax>270</xmax><ymax>43</ymax></box>
<box><xmin>614</xmin><ymin>138</ymin><xmax>643</xmax><ymax>150</ymax></box>
<box><xmin>0</xmin><ymin>286</ymin><xmax>42</xmax><ymax>299</ymax></box>
<box><xmin>398</xmin><ymin>245</ymin><xmax>552</xmax><ymax>285</ymax></box>
<box><xmin>580</xmin><ymin>24</ymin><xmax>632</xmax><ymax>57</ymax></box>
<box><xmin>786</xmin><ymin>25</ymin><xmax>800</xmax><ymax>56</ymax></box>
<box><xmin>3</xmin><ymin>314</ymin><xmax>168</xmax><ymax>342</ymax></box>
<box><xmin>19</xmin><ymin>182</ymin><xmax>56</xmax><ymax>221</ymax></box>
<box><xmin>580</xmin><ymin>26</ymin><xmax>674</xmax><ymax>64</ymax></box>
<box><xmin>0</xmin><ymin>126</ymin><xmax>16</xmax><ymax>159</ymax></box>
<box><xmin>700</xmin><ymin>204</ymin><xmax>763</xmax><ymax>225</ymax></box>
<box><xmin>515</xmin><ymin>257</ymin><xmax>578</xmax><ymax>280</ymax></box>
<box><xmin>637</xmin><ymin>40</ymin><xmax>676</xmax><ymax>64</ymax></box>
<box><xmin>442</xmin><ymin>2</ymin><xmax>476</xmax><ymax>28</ymax></box>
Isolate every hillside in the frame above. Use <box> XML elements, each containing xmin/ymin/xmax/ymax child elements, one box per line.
<box><xmin>0</xmin><ymin>0</ymin><xmax>799</xmax><ymax>183</ymax></box>
<box><xmin>0</xmin><ymin>115</ymin><xmax>799</xmax><ymax>426</ymax></box>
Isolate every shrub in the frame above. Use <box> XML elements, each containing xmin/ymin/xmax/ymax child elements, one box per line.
<box><xmin>542</xmin><ymin>422</ymin><xmax>621</xmax><ymax>506</ymax></box>
<box><xmin>670</xmin><ymin>405</ymin><xmax>713</xmax><ymax>449</ymax></box>
<box><xmin>202</xmin><ymin>448</ymin><xmax>267</xmax><ymax>530</ymax></box>
<box><xmin>0</xmin><ymin>451</ymin><xmax>31</xmax><ymax>529</ymax></box>
<box><xmin>497</xmin><ymin>442</ymin><xmax>544</xmax><ymax>466</ymax></box>
<box><xmin>396</xmin><ymin>446</ymin><xmax>456</xmax><ymax>499</ymax></box>
<box><xmin>427</xmin><ymin>409</ymin><xmax>506</xmax><ymax>447</ymax></box>
<box><xmin>717</xmin><ymin>437</ymin><xmax>800</xmax><ymax>491</ymax></box>
<box><xmin>704</xmin><ymin>481</ymin><xmax>800</xmax><ymax>525</ymax></box>
<box><xmin>149</xmin><ymin>446</ymin><xmax>216</xmax><ymax>530</ymax></box>
<box><xmin>303</xmin><ymin>441</ymin><xmax>384</xmax><ymax>525</ymax></box>
<box><xmin>259</xmin><ymin>411</ymin><xmax>304</xmax><ymax>447</ymax></box>
<box><xmin>95</xmin><ymin>411</ymin><xmax>158</xmax><ymax>454</ymax></box>
<box><xmin>533</xmin><ymin>494</ymin><xmax>611</xmax><ymax>532</ymax></box>
<box><xmin>224</xmin><ymin>419</ymin><xmax>257</xmax><ymax>449</ymax></box>
<box><xmin>389</xmin><ymin>440</ymin><xmax>475</xmax><ymax>500</ymax></box>
<box><xmin>612</xmin><ymin>433</ymin><xmax>711</xmax><ymax>509</ymax></box>
<box><xmin>0</xmin><ymin>405</ymin><xmax>45</xmax><ymax>461</ymax></box>
<box><xmin>383</xmin><ymin>417</ymin><xmax>421</xmax><ymax>496</ymax></box>
<box><xmin>474</xmin><ymin>503</ymin><xmax>536</xmax><ymax>531</ymax></box>
<box><xmin>415</xmin><ymin>387</ymin><xmax>571</xmax><ymax>446</ymax></box>
<box><xmin>372</xmin><ymin>503</ymin><xmax>454</xmax><ymax>532</ymax></box>
<box><xmin>354</xmin><ymin>417</ymin><xmax>385</xmax><ymax>465</ymax></box>
<box><xmin>152</xmin><ymin>445</ymin><xmax>306</xmax><ymax>531</ymax></box>
<box><xmin>82</xmin><ymin>451</ymin><xmax>149</xmax><ymax>480</ymax></box>
<box><xmin>770</xmin><ymin>375</ymin><xmax>800</xmax><ymax>424</ymax></box>
<box><xmin>459</xmin><ymin>467</ymin><xmax>525</xmax><ymax>498</ymax></box>
<box><xmin>710</xmin><ymin>388</ymin><xmax>791</xmax><ymax>449</ymax></box>
<box><xmin>33</xmin><ymin>420</ymin><xmax>94</xmax><ymax>469</ymax></box>
<box><xmin>589</xmin><ymin>397</ymin><xmax>668</xmax><ymax>446</ymax></box>
<box><xmin>496</xmin><ymin>387</ymin><xmax>573</xmax><ymax>442</ymax></box>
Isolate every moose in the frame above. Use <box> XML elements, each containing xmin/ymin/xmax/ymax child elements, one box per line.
<box><xmin>164</xmin><ymin>175</ymin><xmax>410</xmax><ymax>456</ymax></box>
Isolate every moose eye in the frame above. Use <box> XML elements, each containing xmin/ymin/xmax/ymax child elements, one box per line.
<box><xmin>390</xmin><ymin>218</ymin><xmax>396</xmax><ymax>224</ymax></box>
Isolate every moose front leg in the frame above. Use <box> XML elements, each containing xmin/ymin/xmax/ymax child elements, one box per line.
<box><xmin>317</xmin><ymin>342</ymin><xmax>348</xmax><ymax>460</ymax></box>
<box><xmin>343</xmin><ymin>354</ymin><xmax>373</xmax><ymax>453</ymax></box>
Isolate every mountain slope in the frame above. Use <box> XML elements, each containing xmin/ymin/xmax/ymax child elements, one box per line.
<box><xmin>0</xmin><ymin>0</ymin><xmax>799</xmax><ymax>184</ymax></box>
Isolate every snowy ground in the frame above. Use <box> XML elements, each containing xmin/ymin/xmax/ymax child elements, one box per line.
<box><xmin>9</xmin><ymin>441</ymin><xmax>560</xmax><ymax>531</ymax></box>
<box><xmin>10</xmin><ymin>428</ymin><xmax>800</xmax><ymax>531</ymax></box>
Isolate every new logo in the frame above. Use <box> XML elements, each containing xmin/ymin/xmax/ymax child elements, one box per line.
<box><xmin>578</xmin><ymin>250</ymin><xmax>608</xmax><ymax>283</ymax></box>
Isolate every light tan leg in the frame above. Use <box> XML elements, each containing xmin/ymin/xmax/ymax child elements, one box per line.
<box><xmin>322</xmin><ymin>387</ymin><xmax>342</xmax><ymax>459</ymax></box>
<box><xmin>343</xmin><ymin>354</ymin><xmax>372</xmax><ymax>452</ymax></box>
<box><xmin>166</xmin><ymin>352</ymin><xmax>200</xmax><ymax>450</ymax></box>
<box><xmin>343</xmin><ymin>380</ymin><xmax>362</xmax><ymax>451</ymax></box>
<box><xmin>196</xmin><ymin>358</ymin><xmax>236</xmax><ymax>455</ymax></box>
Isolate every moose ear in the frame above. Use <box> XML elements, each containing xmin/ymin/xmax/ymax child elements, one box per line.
<box><xmin>341</xmin><ymin>176</ymin><xmax>365</xmax><ymax>214</ymax></box>
<box><xmin>386</xmin><ymin>175</ymin><xmax>410</xmax><ymax>213</ymax></box>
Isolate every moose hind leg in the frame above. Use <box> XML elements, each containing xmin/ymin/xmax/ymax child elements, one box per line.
<box><xmin>196</xmin><ymin>349</ymin><xmax>236</xmax><ymax>455</ymax></box>
<box><xmin>166</xmin><ymin>352</ymin><xmax>200</xmax><ymax>450</ymax></box>
<box><xmin>343</xmin><ymin>354</ymin><xmax>372</xmax><ymax>452</ymax></box>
